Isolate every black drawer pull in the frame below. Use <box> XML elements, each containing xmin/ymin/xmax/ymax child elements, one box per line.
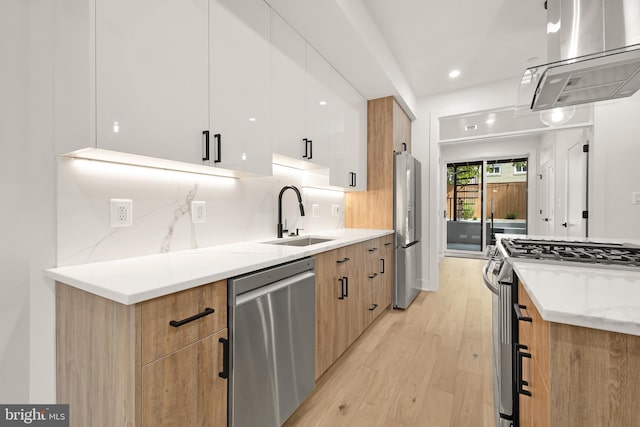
<box><xmin>338</xmin><ymin>278</ymin><xmax>346</xmax><ymax>300</ymax></box>
<box><xmin>368</xmin><ymin>304</ymin><xmax>378</xmax><ymax>311</ymax></box>
<box><xmin>368</xmin><ymin>247</ymin><xmax>378</xmax><ymax>252</ymax></box>
<box><xmin>514</xmin><ymin>303</ymin><xmax>533</xmax><ymax>322</ymax></box>
<box><xmin>515</xmin><ymin>343</ymin><xmax>532</xmax><ymax>397</ymax></box>
<box><xmin>368</xmin><ymin>273</ymin><xmax>378</xmax><ymax>279</ymax></box>
<box><xmin>169</xmin><ymin>307</ymin><xmax>215</xmax><ymax>328</ymax></box>
<box><xmin>344</xmin><ymin>276</ymin><xmax>349</xmax><ymax>297</ymax></box>
<box><xmin>384</xmin><ymin>242</ymin><xmax>392</xmax><ymax>246</ymax></box>
<box><xmin>336</xmin><ymin>257</ymin><xmax>350</xmax><ymax>264</ymax></box>
<box><xmin>380</xmin><ymin>258</ymin><xmax>385</xmax><ymax>274</ymax></box>
<box><xmin>218</xmin><ymin>337</ymin><xmax>229</xmax><ymax>379</ymax></box>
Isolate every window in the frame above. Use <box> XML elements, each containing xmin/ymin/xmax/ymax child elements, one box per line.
<box><xmin>486</xmin><ymin>164</ymin><xmax>502</xmax><ymax>176</ymax></box>
<box><xmin>514</xmin><ymin>163</ymin><xmax>527</xmax><ymax>175</ymax></box>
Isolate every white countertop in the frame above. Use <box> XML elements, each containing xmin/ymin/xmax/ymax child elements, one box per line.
<box><xmin>45</xmin><ymin>228</ymin><xmax>393</xmax><ymax>305</ymax></box>
<box><xmin>513</xmin><ymin>261</ymin><xmax>640</xmax><ymax>336</ymax></box>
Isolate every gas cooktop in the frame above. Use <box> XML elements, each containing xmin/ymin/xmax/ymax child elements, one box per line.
<box><xmin>500</xmin><ymin>238</ymin><xmax>640</xmax><ymax>268</ymax></box>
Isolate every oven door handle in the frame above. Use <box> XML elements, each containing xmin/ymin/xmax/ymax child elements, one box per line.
<box><xmin>482</xmin><ymin>263</ymin><xmax>499</xmax><ymax>295</ymax></box>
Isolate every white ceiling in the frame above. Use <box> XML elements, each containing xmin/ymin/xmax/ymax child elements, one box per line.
<box><xmin>267</xmin><ymin>0</ymin><xmax>550</xmax><ymax>114</ymax></box>
<box><xmin>362</xmin><ymin>0</ymin><xmax>549</xmax><ymax>98</ymax></box>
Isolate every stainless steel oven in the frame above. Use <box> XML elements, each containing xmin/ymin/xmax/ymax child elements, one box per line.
<box><xmin>483</xmin><ymin>245</ymin><xmax>517</xmax><ymax>427</ymax></box>
<box><xmin>484</xmin><ymin>236</ymin><xmax>640</xmax><ymax>427</ymax></box>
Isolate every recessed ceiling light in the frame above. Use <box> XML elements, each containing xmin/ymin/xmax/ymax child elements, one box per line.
<box><xmin>449</xmin><ymin>69</ymin><xmax>461</xmax><ymax>79</ymax></box>
<box><xmin>319</xmin><ymin>100</ymin><xmax>327</xmax><ymax>106</ymax></box>
<box><xmin>249</xmin><ymin>117</ymin><xmax>256</xmax><ymax>122</ymax></box>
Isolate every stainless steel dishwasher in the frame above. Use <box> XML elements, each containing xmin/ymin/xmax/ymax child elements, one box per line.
<box><xmin>228</xmin><ymin>257</ymin><xmax>316</xmax><ymax>427</ymax></box>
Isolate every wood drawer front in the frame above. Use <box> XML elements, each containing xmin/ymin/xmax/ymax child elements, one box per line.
<box><xmin>361</xmin><ymin>238</ymin><xmax>382</xmax><ymax>261</ymax></box>
<box><xmin>142</xmin><ymin>280</ymin><xmax>227</xmax><ymax>365</ymax></box>
<box><xmin>142</xmin><ymin>329</ymin><xmax>227</xmax><ymax>427</ymax></box>
<box><xmin>518</xmin><ymin>283</ymin><xmax>549</xmax><ymax>387</ymax></box>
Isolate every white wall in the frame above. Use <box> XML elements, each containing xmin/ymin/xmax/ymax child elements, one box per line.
<box><xmin>591</xmin><ymin>98</ymin><xmax>640</xmax><ymax>239</ymax></box>
<box><xmin>0</xmin><ymin>0</ymin><xmax>57</xmax><ymax>403</ymax></box>
<box><xmin>413</xmin><ymin>78</ymin><xmax>523</xmax><ymax>291</ymax></box>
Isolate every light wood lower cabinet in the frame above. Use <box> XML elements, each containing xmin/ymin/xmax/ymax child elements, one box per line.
<box><xmin>517</xmin><ymin>282</ymin><xmax>640</xmax><ymax>427</ymax></box>
<box><xmin>315</xmin><ymin>236</ymin><xmax>394</xmax><ymax>379</ymax></box>
<box><xmin>56</xmin><ymin>280</ymin><xmax>228</xmax><ymax>427</ymax></box>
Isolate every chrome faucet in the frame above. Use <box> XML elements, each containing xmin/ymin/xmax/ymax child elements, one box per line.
<box><xmin>277</xmin><ymin>185</ymin><xmax>305</xmax><ymax>238</ymax></box>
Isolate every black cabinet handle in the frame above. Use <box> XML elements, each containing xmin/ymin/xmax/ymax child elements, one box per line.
<box><xmin>218</xmin><ymin>337</ymin><xmax>229</xmax><ymax>379</ymax></box>
<box><xmin>514</xmin><ymin>303</ymin><xmax>533</xmax><ymax>323</ymax></box>
<box><xmin>368</xmin><ymin>247</ymin><xmax>378</xmax><ymax>252</ymax></box>
<box><xmin>349</xmin><ymin>172</ymin><xmax>356</xmax><ymax>187</ymax></box>
<box><xmin>515</xmin><ymin>343</ymin><xmax>532</xmax><ymax>396</ymax></box>
<box><xmin>384</xmin><ymin>242</ymin><xmax>392</xmax><ymax>246</ymax></box>
<box><xmin>202</xmin><ymin>130</ymin><xmax>210</xmax><ymax>161</ymax></box>
<box><xmin>336</xmin><ymin>257</ymin><xmax>350</xmax><ymax>264</ymax></box>
<box><xmin>169</xmin><ymin>307</ymin><xmax>215</xmax><ymax>328</ymax></box>
<box><xmin>344</xmin><ymin>276</ymin><xmax>349</xmax><ymax>297</ymax></box>
<box><xmin>401</xmin><ymin>142</ymin><xmax>407</xmax><ymax>151</ymax></box>
<box><xmin>368</xmin><ymin>304</ymin><xmax>378</xmax><ymax>311</ymax></box>
<box><xmin>562</xmin><ymin>222</ymin><xmax>568</xmax><ymax>228</ymax></box>
<box><xmin>302</xmin><ymin>138</ymin><xmax>313</xmax><ymax>160</ymax></box>
<box><xmin>368</xmin><ymin>273</ymin><xmax>378</xmax><ymax>279</ymax></box>
<box><xmin>380</xmin><ymin>258</ymin><xmax>385</xmax><ymax>274</ymax></box>
<box><xmin>214</xmin><ymin>133</ymin><xmax>222</xmax><ymax>163</ymax></box>
<box><xmin>338</xmin><ymin>278</ymin><xmax>345</xmax><ymax>300</ymax></box>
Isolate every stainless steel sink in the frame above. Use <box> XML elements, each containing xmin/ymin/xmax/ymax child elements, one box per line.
<box><xmin>262</xmin><ymin>237</ymin><xmax>334</xmax><ymax>247</ymax></box>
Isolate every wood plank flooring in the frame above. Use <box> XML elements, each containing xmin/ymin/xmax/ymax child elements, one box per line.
<box><xmin>284</xmin><ymin>257</ymin><xmax>495</xmax><ymax>427</ymax></box>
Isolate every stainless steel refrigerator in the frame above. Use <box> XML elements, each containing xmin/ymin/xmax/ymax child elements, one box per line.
<box><xmin>394</xmin><ymin>150</ymin><xmax>421</xmax><ymax>309</ymax></box>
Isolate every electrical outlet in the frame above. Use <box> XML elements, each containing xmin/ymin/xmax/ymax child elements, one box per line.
<box><xmin>312</xmin><ymin>204</ymin><xmax>320</xmax><ymax>218</ymax></box>
<box><xmin>191</xmin><ymin>201</ymin><xmax>206</xmax><ymax>223</ymax></box>
<box><xmin>633</xmin><ymin>192</ymin><xmax>640</xmax><ymax>205</ymax></box>
<box><xmin>110</xmin><ymin>199</ymin><xmax>133</xmax><ymax>227</ymax></box>
<box><xmin>331</xmin><ymin>205</ymin><xmax>340</xmax><ymax>217</ymax></box>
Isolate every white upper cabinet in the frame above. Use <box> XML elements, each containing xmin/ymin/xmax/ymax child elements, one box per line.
<box><xmin>95</xmin><ymin>0</ymin><xmax>209</xmax><ymax>165</ymax></box>
<box><xmin>270</xmin><ymin>13</ymin><xmax>367</xmax><ymax>190</ymax></box>
<box><xmin>209</xmin><ymin>0</ymin><xmax>271</xmax><ymax>176</ymax></box>
<box><xmin>270</xmin><ymin>11</ymin><xmax>307</xmax><ymax>161</ymax></box>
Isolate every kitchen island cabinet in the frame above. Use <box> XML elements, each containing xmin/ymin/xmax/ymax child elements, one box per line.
<box><xmin>517</xmin><ymin>281</ymin><xmax>640</xmax><ymax>427</ymax></box>
<box><xmin>56</xmin><ymin>279</ymin><xmax>228</xmax><ymax>427</ymax></box>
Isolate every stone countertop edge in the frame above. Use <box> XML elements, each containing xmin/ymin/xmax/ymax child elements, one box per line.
<box><xmin>45</xmin><ymin>229</ymin><xmax>394</xmax><ymax>305</ymax></box>
<box><xmin>512</xmin><ymin>261</ymin><xmax>640</xmax><ymax>337</ymax></box>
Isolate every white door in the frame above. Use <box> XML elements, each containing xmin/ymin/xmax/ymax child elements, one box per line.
<box><xmin>210</xmin><ymin>0</ymin><xmax>271</xmax><ymax>175</ymax></box>
<box><xmin>539</xmin><ymin>162</ymin><xmax>555</xmax><ymax>236</ymax></box>
<box><xmin>566</xmin><ymin>142</ymin><xmax>587</xmax><ymax>237</ymax></box>
<box><xmin>96</xmin><ymin>0</ymin><xmax>209</xmax><ymax>164</ymax></box>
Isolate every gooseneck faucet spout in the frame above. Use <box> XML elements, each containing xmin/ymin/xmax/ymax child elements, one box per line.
<box><xmin>278</xmin><ymin>185</ymin><xmax>305</xmax><ymax>238</ymax></box>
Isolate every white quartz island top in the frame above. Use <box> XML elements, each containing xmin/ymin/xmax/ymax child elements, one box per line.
<box><xmin>513</xmin><ymin>261</ymin><xmax>640</xmax><ymax>336</ymax></box>
<box><xmin>45</xmin><ymin>228</ymin><xmax>393</xmax><ymax>305</ymax></box>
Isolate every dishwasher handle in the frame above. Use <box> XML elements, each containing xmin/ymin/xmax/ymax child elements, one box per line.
<box><xmin>235</xmin><ymin>270</ymin><xmax>315</xmax><ymax>306</ymax></box>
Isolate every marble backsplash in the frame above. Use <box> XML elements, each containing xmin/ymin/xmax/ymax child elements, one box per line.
<box><xmin>57</xmin><ymin>158</ymin><xmax>345</xmax><ymax>266</ymax></box>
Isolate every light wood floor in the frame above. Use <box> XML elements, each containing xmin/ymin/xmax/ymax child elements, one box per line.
<box><xmin>284</xmin><ymin>257</ymin><xmax>495</xmax><ymax>427</ymax></box>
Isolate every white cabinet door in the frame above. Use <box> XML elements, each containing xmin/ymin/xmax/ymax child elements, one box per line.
<box><xmin>307</xmin><ymin>47</ymin><xmax>367</xmax><ymax>191</ymax></box>
<box><xmin>336</xmin><ymin>84</ymin><xmax>367</xmax><ymax>191</ymax></box>
<box><xmin>270</xmin><ymin>11</ymin><xmax>307</xmax><ymax>160</ymax></box>
<box><xmin>210</xmin><ymin>0</ymin><xmax>271</xmax><ymax>175</ymax></box>
<box><xmin>95</xmin><ymin>0</ymin><xmax>209</xmax><ymax>164</ymax></box>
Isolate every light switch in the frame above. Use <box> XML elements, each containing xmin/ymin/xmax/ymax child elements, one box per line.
<box><xmin>331</xmin><ymin>205</ymin><xmax>340</xmax><ymax>217</ymax></box>
<box><xmin>633</xmin><ymin>192</ymin><xmax>640</xmax><ymax>205</ymax></box>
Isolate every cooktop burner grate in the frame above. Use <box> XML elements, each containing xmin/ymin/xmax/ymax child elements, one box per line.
<box><xmin>501</xmin><ymin>238</ymin><xmax>640</xmax><ymax>267</ymax></box>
